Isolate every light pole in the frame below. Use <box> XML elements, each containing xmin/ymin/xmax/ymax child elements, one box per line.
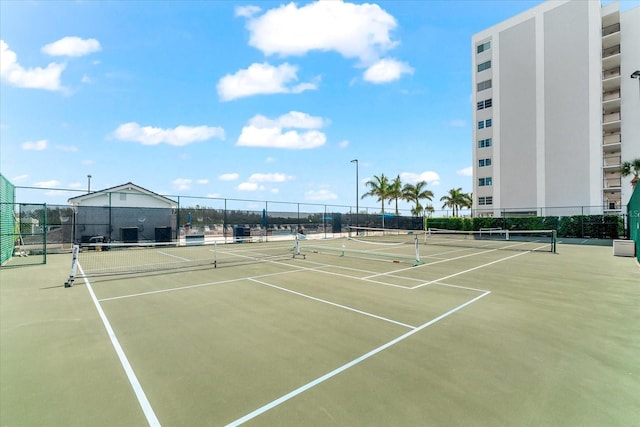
<box><xmin>632</xmin><ymin>70</ymin><xmax>640</xmax><ymax>95</ymax></box>
<box><xmin>350</xmin><ymin>159</ymin><xmax>358</xmax><ymax>229</ymax></box>
<box><xmin>87</xmin><ymin>175</ymin><xmax>92</xmax><ymax>193</ymax></box>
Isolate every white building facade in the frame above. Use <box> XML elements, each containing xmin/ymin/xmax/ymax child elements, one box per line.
<box><xmin>472</xmin><ymin>0</ymin><xmax>640</xmax><ymax>217</ymax></box>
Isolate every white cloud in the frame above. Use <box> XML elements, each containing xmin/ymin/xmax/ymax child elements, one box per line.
<box><xmin>1</xmin><ymin>40</ymin><xmax>65</xmax><ymax>91</ymax></box>
<box><xmin>265</xmin><ymin>157</ymin><xmax>276</xmax><ymax>163</ymax></box>
<box><xmin>248</xmin><ymin>173</ymin><xmax>292</xmax><ymax>183</ymax></box>
<box><xmin>457</xmin><ymin>167</ymin><xmax>473</xmax><ymax>177</ymax></box>
<box><xmin>42</xmin><ymin>37</ymin><xmax>101</xmax><ymax>57</ymax></box>
<box><xmin>112</xmin><ymin>122</ymin><xmax>225</xmax><ymax>146</ymax></box>
<box><xmin>34</xmin><ymin>180</ymin><xmax>61</xmax><ymax>188</ymax></box>
<box><xmin>244</xmin><ymin>1</ymin><xmax>397</xmax><ymax>65</ymax></box>
<box><xmin>237</xmin><ymin>182</ymin><xmax>265</xmax><ymax>191</ymax></box>
<box><xmin>305</xmin><ymin>189</ymin><xmax>338</xmax><ymax>201</ymax></box>
<box><xmin>21</xmin><ymin>139</ymin><xmax>48</xmax><ymax>151</ymax></box>
<box><xmin>237</xmin><ymin>111</ymin><xmax>327</xmax><ymax>149</ymax></box>
<box><xmin>250</xmin><ymin>111</ymin><xmax>326</xmax><ymax>129</ymax></box>
<box><xmin>219</xmin><ymin>173</ymin><xmax>239</xmax><ymax>181</ymax></box>
<box><xmin>12</xmin><ymin>174</ymin><xmax>28</xmax><ymax>182</ymax></box>
<box><xmin>235</xmin><ymin>5</ymin><xmax>261</xmax><ymax>18</ymax></box>
<box><xmin>217</xmin><ymin>62</ymin><xmax>318</xmax><ymax>101</ymax></box>
<box><xmin>363</xmin><ymin>58</ymin><xmax>413</xmax><ymax>83</ymax></box>
<box><xmin>196</xmin><ymin>179</ymin><xmax>209</xmax><ymax>185</ymax></box>
<box><xmin>172</xmin><ymin>178</ymin><xmax>192</xmax><ymax>191</ymax></box>
<box><xmin>81</xmin><ymin>159</ymin><xmax>94</xmax><ymax>165</ymax></box>
<box><xmin>400</xmin><ymin>171</ymin><xmax>440</xmax><ymax>186</ymax></box>
<box><xmin>339</xmin><ymin>139</ymin><xmax>349</xmax><ymax>148</ymax></box>
<box><xmin>206</xmin><ymin>193</ymin><xmax>222</xmax><ymax>198</ymax></box>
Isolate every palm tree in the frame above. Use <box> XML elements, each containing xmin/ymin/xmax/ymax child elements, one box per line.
<box><xmin>440</xmin><ymin>187</ymin><xmax>470</xmax><ymax>217</ymax></box>
<box><xmin>402</xmin><ymin>181</ymin><xmax>434</xmax><ymax>218</ymax></box>
<box><xmin>621</xmin><ymin>158</ymin><xmax>640</xmax><ymax>188</ymax></box>
<box><xmin>387</xmin><ymin>175</ymin><xmax>403</xmax><ymax>216</ymax></box>
<box><xmin>362</xmin><ymin>174</ymin><xmax>391</xmax><ymax>227</ymax></box>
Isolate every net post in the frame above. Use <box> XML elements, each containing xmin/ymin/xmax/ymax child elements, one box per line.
<box><xmin>552</xmin><ymin>230</ymin><xmax>557</xmax><ymax>253</ymax></box>
<box><xmin>413</xmin><ymin>235</ymin><xmax>423</xmax><ymax>266</ymax></box>
<box><xmin>65</xmin><ymin>244</ymin><xmax>80</xmax><ymax>287</ymax></box>
<box><xmin>214</xmin><ymin>241</ymin><xmax>217</xmax><ymax>268</ymax></box>
<box><xmin>292</xmin><ymin>233</ymin><xmax>305</xmax><ymax>259</ymax></box>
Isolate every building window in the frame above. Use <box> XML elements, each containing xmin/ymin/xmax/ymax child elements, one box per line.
<box><xmin>479</xmin><ymin>196</ymin><xmax>493</xmax><ymax>206</ymax></box>
<box><xmin>477</xmin><ymin>60</ymin><xmax>491</xmax><ymax>72</ymax></box>
<box><xmin>478</xmin><ymin>138</ymin><xmax>492</xmax><ymax>148</ymax></box>
<box><xmin>477</xmin><ymin>119</ymin><xmax>492</xmax><ymax>129</ymax></box>
<box><xmin>477</xmin><ymin>41</ymin><xmax>491</xmax><ymax>54</ymax></box>
<box><xmin>477</xmin><ymin>79</ymin><xmax>492</xmax><ymax>92</ymax></box>
<box><xmin>477</xmin><ymin>98</ymin><xmax>492</xmax><ymax>110</ymax></box>
<box><xmin>478</xmin><ymin>158</ymin><xmax>492</xmax><ymax>167</ymax></box>
<box><xmin>479</xmin><ymin>177</ymin><xmax>493</xmax><ymax>187</ymax></box>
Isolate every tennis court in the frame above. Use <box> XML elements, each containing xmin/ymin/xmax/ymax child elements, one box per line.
<box><xmin>1</xmin><ymin>231</ymin><xmax>639</xmax><ymax>426</ymax></box>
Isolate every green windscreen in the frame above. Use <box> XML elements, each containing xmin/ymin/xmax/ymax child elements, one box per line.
<box><xmin>0</xmin><ymin>174</ymin><xmax>16</xmax><ymax>265</ymax></box>
<box><xmin>628</xmin><ymin>184</ymin><xmax>640</xmax><ymax>262</ymax></box>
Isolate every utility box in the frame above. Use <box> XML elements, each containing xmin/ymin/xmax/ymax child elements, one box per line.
<box><xmin>155</xmin><ymin>227</ymin><xmax>172</xmax><ymax>242</ymax></box>
<box><xmin>613</xmin><ymin>239</ymin><xmax>635</xmax><ymax>257</ymax></box>
<box><xmin>234</xmin><ymin>226</ymin><xmax>251</xmax><ymax>243</ymax></box>
<box><xmin>121</xmin><ymin>227</ymin><xmax>139</xmax><ymax>243</ymax></box>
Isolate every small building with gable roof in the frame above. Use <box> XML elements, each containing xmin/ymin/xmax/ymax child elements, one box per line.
<box><xmin>68</xmin><ymin>182</ymin><xmax>177</xmax><ymax>243</ymax></box>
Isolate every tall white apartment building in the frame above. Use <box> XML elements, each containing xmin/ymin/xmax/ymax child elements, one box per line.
<box><xmin>471</xmin><ymin>0</ymin><xmax>640</xmax><ymax>217</ymax></box>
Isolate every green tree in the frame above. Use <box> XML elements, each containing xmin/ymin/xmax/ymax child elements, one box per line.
<box><xmin>402</xmin><ymin>181</ymin><xmax>434</xmax><ymax>219</ymax></box>
<box><xmin>362</xmin><ymin>173</ymin><xmax>391</xmax><ymax>227</ymax></box>
<box><xmin>620</xmin><ymin>158</ymin><xmax>640</xmax><ymax>188</ymax></box>
<box><xmin>387</xmin><ymin>175</ymin><xmax>403</xmax><ymax>216</ymax></box>
<box><xmin>440</xmin><ymin>187</ymin><xmax>471</xmax><ymax>217</ymax></box>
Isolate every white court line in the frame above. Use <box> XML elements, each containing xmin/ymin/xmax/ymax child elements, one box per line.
<box><xmin>249</xmin><ymin>278</ymin><xmax>416</xmax><ymax>329</ymax></box>
<box><xmin>363</xmin><ymin>247</ymin><xmax>501</xmax><ymax>280</ymax></box>
<box><xmin>98</xmin><ymin>260</ymin><xmax>335</xmax><ymax>302</ymax></box>
<box><xmin>157</xmin><ymin>251</ymin><xmax>191</xmax><ymax>262</ymax></box>
<box><xmin>225</xmin><ymin>290</ymin><xmax>491</xmax><ymax>427</ymax></box>
<box><xmin>410</xmin><ymin>251</ymin><xmax>529</xmax><ymax>290</ymax></box>
<box><xmin>78</xmin><ymin>263</ymin><xmax>161</xmax><ymax>427</ymax></box>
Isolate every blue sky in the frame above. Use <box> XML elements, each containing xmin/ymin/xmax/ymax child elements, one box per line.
<box><xmin>1</xmin><ymin>0</ymin><xmax>636</xmax><ymax>211</ymax></box>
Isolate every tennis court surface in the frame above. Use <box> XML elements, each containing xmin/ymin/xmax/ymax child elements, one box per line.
<box><xmin>1</xmin><ymin>235</ymin><xmax>639</xmax><ymax>426</ymax></box>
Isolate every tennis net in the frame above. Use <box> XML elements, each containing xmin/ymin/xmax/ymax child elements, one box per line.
<box><xmin>425</xmin><ymin>228</ymin><xmax>557</xmax><ymax>253</ymax></box>
<box><xmin>65</xmin><ymin>237</ymin><xmax>302</xmax><ymax>286</ymax></box>
<box><xmin>298</xmin><ymin>226</ymin><xmax>423</xmax><ymax>265</ymax></box>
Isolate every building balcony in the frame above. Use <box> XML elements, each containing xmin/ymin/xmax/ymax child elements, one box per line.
<box><xmin>602</xmin><ymin>45</ymin><xmax>621</xmax><ymax>70</ymax></box>
<box><xmin>603</xmin><ymin>67</ymin><xmax>620</xmax><ymax>79</ymax></box>
<box><xmin>603</xmin><ymin>89</ymin><xmax>620</xmax><ymax>101</ymax></box>
<box><xmin>602</xmin><ymin>25</ymin><xmax>621</xmax><ymax>50</ymax></box>
<box><xmin>603</xmin><ymin>132</ymin><xmax>621</xmax><ymax>144</ymax></box>
<box><xmin>603</xmin><ymin>44</ymin><xmax>621</xmax><ymax>58</ymax></box>
<box><xmin>602</xmin><ymin>22</ymin><xmax>620</xmax><ymax>37</ymax></box>
<box><xmin>602</xmin><ymin>97</ymin><xmax>620</xmax><ymax>113</ymax></box>
<box><xmin>603</xmin><ymin>111</ymin><xmax>620</xmax><ymax>123</ymax></box>
<box><xmin>603</xmin><ymin>154</ymin><xmax>621</xmax><ymax>171</ymax></box>
<box><xmin>604</xmin><ymin>177</ymin><xmax>621</xmax><ymax>190</ymax></box>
